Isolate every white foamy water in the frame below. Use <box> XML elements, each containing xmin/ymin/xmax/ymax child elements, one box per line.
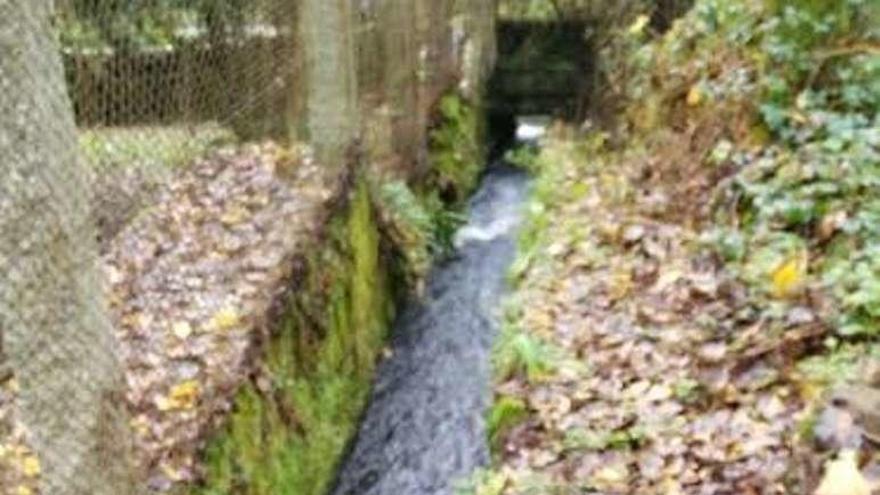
<box><xmin>515</xmin><ymin>115</ymin><xmax>550</xmax><ymax>142</ymax></box>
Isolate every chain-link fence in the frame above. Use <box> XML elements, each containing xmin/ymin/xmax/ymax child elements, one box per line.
<box><xmin>1</xmin><ymin>1</ymin><xmax>301</xmax><ymax>493</ymax></box>
<box><xmin>59</xmin><ymin>0</ymin><xmax>299</xmax><ymax>244</ymax></box>
<box><xmin>0</xmin><ymin>0</ymin><xmax>495</xmax><ymax>493</ymax></box>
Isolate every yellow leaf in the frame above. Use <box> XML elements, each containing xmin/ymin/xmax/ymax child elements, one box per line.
<box><xmin>220</xmin><ymin>206</ymin><xmax>249</xmax><ymax>226</ymax></box>
<box><xmin>158</xmin><ymin>381</ymin><xmax>200</xmax><ymax>411</ymax></box>
<box><xmin>792</xmin><ymin>110</ymin><xmax>809</xmax><ymax>124</ymax></box>
<box><xmin>161</xmin><ymin>462</ymin><xmax>185</xmax><ymax>482</ymax></box>
<box><xmin>771</xmin><ymin>250</ymin><xmax>808</xmax><ymax>299</ymax></box>
<box><xmin>797</xmin><ymin>380</ymin><xmax>824</xmax><ymax>403</ymax></box>
<box><xmin>815</xmin><ymin>450</ymin><xmax>870</xmax><ymax>495</ymax></box>
<box><xmin>592</xmin><ymin>464</ymin><xmax>629</xmax><ymax>490</ymax></box>
<box><xmin>209</xmin><ymin>306</ymin><xmax>241</xmax><ymax>331</ymax></box>
<box><xmin>609</xmin><ymin>266</ymin><xmax>633</xmax><ymax>301</ymax></box>
<box><xmin>628</xmin><ymin>14</ymin><xmax>650</xmax><ymax>35</ymax></box>
<box><xmin>17</xmin><ymin>487</ymin><xmax>33</xmax><ymax>495</ymax></box>
<box><xmin>171</xmin><ymin>321</ymin><xmax>193</xmax><ymax>339</ymax></box>
<box><xmin>21</xmin><ymin>455</ymin><xmax>40</xmax><ymax>477</ymax></box>
<box><xmin>686</xmin><ymin>85</ymin><xmax>704</xmax><ymax>107</ymax></box>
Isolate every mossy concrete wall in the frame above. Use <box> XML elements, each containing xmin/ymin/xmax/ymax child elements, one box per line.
<box><xmin>194</xmin><ymin>179</ymin><xmax>394</xmax><ymax>495</ymax></box>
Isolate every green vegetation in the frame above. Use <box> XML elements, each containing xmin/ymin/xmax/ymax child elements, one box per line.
<box><xmin>454</xmin><ymin>470</ymin><xmax>508</xmax><ymax>495</ymax></box>
<box><xmin>375</xmin><ymin>181</ymin><xmax>465</xmax><ymax>289</ymax></box>
<box><xmin>487</xmin><ymin>396</ymin><xmax>528</xmax><ymax>451</ymax></box>
<box><xmin>590</xmin><ymin>0</ymin><xmax>880</xmax><ymax>339</ymax></box>
<box><xmin>367</xmin><ymin>92</ymin><xmax>485</xmax><ymax>293</ymax></box>
<box><xmin>429</xmin><ymin>94</ymin><xmax>484</xmax><ymax>205</ymax></box>
<box><xmin>79</xmin><ymin>124</ymin><xmax>235</xmax><ymax>170</ymax></box>
<box><xmin>194</xmin><ymin>179</ymin><xmax>394</xmax><ymax>495</ymax></box>
<box><xmin>508</xmin><ymin>135</ymin><xmax>606</xmax><ymax>282</ymax></box>
<box><xmin>503</xmin><ymin>145</ymin><xmax>540</xmax><ymax>173</ymax></box>
<box><xmin>496</xmin><ymin>0</ymin><xmax>676</xmax><ymax>21</ymax></box>
<box><xmin>562</xmin><ymin>426</ymin><xmax>647</xmax><ymax>452</ymax></box>
<box><xmin>58</xmin><ymin>0</ymin><xmax>255</xmax><ymax>51</ymax></box>
<box><xmin>664</xmin><ymin>0</ymin><xmax>878</xmax><ymax>337</ymax></box>
<box><xmin>492</xmin><ymin>319</ymin><xmax>560</xmax><ymax>383</ymax></box>
<box><xmin>483</xmin><ymin>0</ymin><xmax>880</xmax><ymax>491</ymax></box>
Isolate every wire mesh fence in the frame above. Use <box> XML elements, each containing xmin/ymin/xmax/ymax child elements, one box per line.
<box><xmin>1</xmin><ymin>1</ymin><xmax>302</xmax><ymax>493</ymax></box>
<box><xmin>0</xmin><ymin>0</ymin><xmax>494</xmax><ymax>493</ymax></box>
<box><xmin>58</xmin><ymin>0</ymin><xmax>300</xmax><ymax>244</ymax></box>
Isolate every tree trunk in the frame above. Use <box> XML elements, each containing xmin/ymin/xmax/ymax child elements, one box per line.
<box><xmin>298</xmin><ymin>0</ymin><xmax>360</xmax><ymax>165</ymax></box>
<box><xmin>0</xmin><ymin>1</ymin><xmax>137</xmax><ymax>493</ymax></box>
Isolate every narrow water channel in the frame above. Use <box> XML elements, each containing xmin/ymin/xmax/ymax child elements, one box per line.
<box><xmin>332</xmin><ymin>163</ymin><xmax>530</xmax><ymax>495</ymax></box>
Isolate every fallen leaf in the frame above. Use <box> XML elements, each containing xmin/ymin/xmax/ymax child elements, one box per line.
<box><xmin>220</xmin><ymin>206</ymin><xmax>249</xmax><ymax>226</ymax></box>
<box><xmin>686</xmin><ymin>85</ymin><xmax>704</xmax><ymax>107</ymax></box>
<box><xmin>609</xmin><ymin>266</ymin><xmax>634</xmax><ymax>301</ymax></box>
<box><xmin>771</xmin><ymin>250</ymin><xmax>807</xmax><ymax>299</ymax></box>
<box><xmin>209</xmin><ymin>306</ymin><xmax>241</xmax><ymax>331</ymax></box>
<box><xmin>814</xmin><ymin>406</ymin><xmax>862</xmax><ymax>450</ymax></box>
<box><xmin>628</xmin><ymin>14</ymin><xmax>650</xmax><ymax>35</ymax></box>
<box><xmin>157</xmin><ymin>381</ymin><xmax>200</xmax><ymax>411</ymax></box>
<box><xmin>815</xmin><ymin>450</ymin><xmax>870</xmax><ymax>495</ymax></box>
<box><xmin>171</xmin><ymin>321</ymin><xmax>193</xmax><ymax>339</ymax></box>
<box><xmin>592</xmin><ymin>463</ymin><xmax>630</xmax><ymax>490</ymax></box>
<box><xmin>161</xmin><ymin>462</ymin><xmax>186</xmax><ymax>482</ymax></box>
<box><xmin>21</xmin><ymin>455</ymin><xmax>40</xmax><ymax>477</ymax></box>
<box><xmin>818</xmin><ymin>211</ymin><xmax>847</xmax><ymax>241</ymax></box>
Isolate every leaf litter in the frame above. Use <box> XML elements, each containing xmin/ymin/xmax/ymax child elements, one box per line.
<box><xmin>483</xmin><ymin>129</ymin><xmax>880</xmax><ymax>495</ymax></box>
<box><xmin>0</xmin><ymin>142</ymin><xmax>342</xmax><ymax>493</ymax></box>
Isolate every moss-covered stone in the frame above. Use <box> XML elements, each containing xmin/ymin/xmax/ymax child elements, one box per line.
<box><xmin>193</xmin><ymin>177</ymin><xmax>394</xmax><ymax>495</ymax></box>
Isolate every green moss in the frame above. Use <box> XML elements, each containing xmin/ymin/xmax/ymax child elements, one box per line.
<box><xmin>428</xmin><ymin>93</ymin><xmax>484</xmax><ymax>205</ymax></box>
<box><xmin>193</xmin><ymin>177</ymin><xmax>394</xmax><ymax>495</ymax></box>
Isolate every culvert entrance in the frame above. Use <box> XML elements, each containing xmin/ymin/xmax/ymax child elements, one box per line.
<box><xmin>488</xmin><ymin>20</ymin><xmax>590</xmax><ymax>124</ymax></box>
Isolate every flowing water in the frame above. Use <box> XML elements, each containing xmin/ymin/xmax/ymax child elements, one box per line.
<box><xmin>332</xmin><ymin>164</ymin><xmax>530</xmax><ymax>495</ymax></box>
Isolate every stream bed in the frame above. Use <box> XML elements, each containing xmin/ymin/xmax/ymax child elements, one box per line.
<box><xmin>331</xmin><ymin>164</ymin><xmax>530</xmax><ymax>495</ymax></box>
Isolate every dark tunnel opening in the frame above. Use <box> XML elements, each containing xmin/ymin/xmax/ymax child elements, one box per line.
<box><xmin>485</xmin><ymin>19</ymin><xmax>591</xmax><ymax>159</ymax></box>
